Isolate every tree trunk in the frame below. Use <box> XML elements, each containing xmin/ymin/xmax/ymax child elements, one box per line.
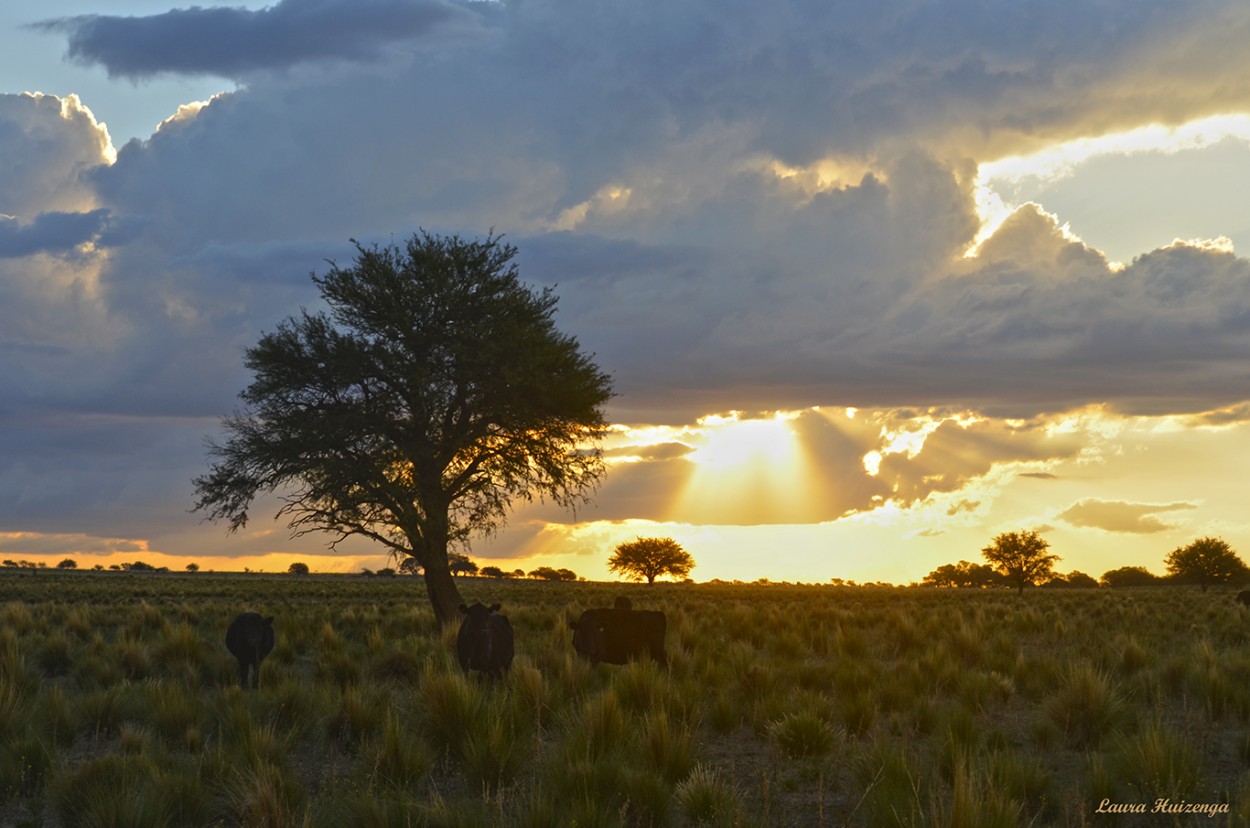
<box><xmin>423</xmin><ymin>560</ymin><xmax>464</xmax><ymax>627</ymax></box>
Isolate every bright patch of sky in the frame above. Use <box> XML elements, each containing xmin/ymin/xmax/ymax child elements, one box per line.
<box><xmin>975</xmin><ymin>115</ymin><xmax>1250</xmax><ymax>264</ymax></box>
<box><xmin>0</xmin><ymin>2</ymin><xmax>249</xmax><ymax>145</ymax></box>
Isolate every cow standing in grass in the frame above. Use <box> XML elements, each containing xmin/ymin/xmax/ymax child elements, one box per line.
<box><xmin>1238</xmin><ymin>590</ymin><xmax>1250</xmax><ymax>607</ymax></box>
<box><xmin>570</xmin><ymin>598</ymin><xmax>667</xmax><ymax>667</ymax></box>
<box><xmin>457</xmin><ymin>602</ymin><xmax>514</xmax><ymax>680</ymax></box>
<box><xmin>225</xmin><ymin>612</ymin><xmax>275</xmax><ymax>689</ymax></box>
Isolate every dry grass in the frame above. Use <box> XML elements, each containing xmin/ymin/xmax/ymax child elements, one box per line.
<box><xmin>0</xmin><ymin>571</ymin><xmax>1246</xmax><ymax>825</ymax></box>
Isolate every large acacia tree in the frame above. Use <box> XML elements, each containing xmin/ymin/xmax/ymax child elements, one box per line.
<box><xmin>193</xmin><ymin>232</ymin><xmax>614</xmax><ymax>624</ymax></box>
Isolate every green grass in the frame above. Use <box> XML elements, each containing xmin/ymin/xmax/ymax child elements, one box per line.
<box><xmin>0</xmin><ymin>570</ymin><xmax>1247</xmax><ymax>825</ymax></box>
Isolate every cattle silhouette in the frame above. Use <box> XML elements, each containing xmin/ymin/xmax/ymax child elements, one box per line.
<box><xmin>456</xmin><ymin>602</ymin><xmax>514</xmax><ymax>680</ymax></box>
<box><xmin>1238</xmin><ymin>590</ymin><xmax>1250</xmax><ymax>607</ymax></box>
<box><xmin>225</xmin><ymin>612</ymin><xmax>275</xmax><ymax>689</ymax></box>
<box><xmin>570</xmin><ymin>599</ymin><xmax>666</xmax><ymax>667</ymax></box>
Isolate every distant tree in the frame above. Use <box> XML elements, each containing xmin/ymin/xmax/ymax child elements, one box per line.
<box><xmin>56</xmin><ymin>558</ymin><xmax>78</xmax><ymax>570</ymax></box>
<box><xmin>1064</xmin><ymin>571</ymin><xmax>1098</xmax><ymax>589</ymax></box>
<box><xmin>923</xmin><ymin>560</ymin><xmax>1003</xmax><ymax>588</ymax></box>
<box><xmin>0</xmin><ymin>560</ymin><xmax>14</xmax><ymax>568</ymax></box>
<box><xmin>92</xmin><ymin>564</ymin><xmax>104</xmax><ymax>571</ymax></box>
<box><xmin>1042</xmin><ymin>571</ymin><xmax>1099</xmax><ymax>589</ymax></box>
<box><xmin>512</xmin><ymin>568</ymin><xmax>526</xmax><ymax>578</ymax></box>
<box><xmin>449</xmin><ymin>553</ymin><xmax>479</xmax><ymax>577</ymax></box>
<box><xmin>185</xmin><ymin>562</ymin><xmax>200</xmax><ymax>573</ymax></box>
<box><xmin>398</xmin><ymin>557</ymin><xmax>423</xmax><ymax>576</ymax></box>
<box><xmin>1165</xmin><ymin>537</ymin><xmax>1249</xmax><ymax>592</ymax></box>
<box><xmin>981</xmin><ymin>530</ymin><xmax>1059</xmax><ymax>595</ymax></box>
<box><xmin>608</xmin><ymin>537</ymin><xmax>695</xmax><ymax>585</ymax></box>
<box><xmin>480</xmin><ymin>566</ymin><xmax>506</xmax><ymax>579</ymax></box>
<box><xmin>191</xmin><ymin>232</ymin><xmax>614</xmax><ymax>626</ymax></box>
<box><xmin>555</xmin><ymin>567</ymin><xmax>579</xmax><ymax>582</ymax></box>
<box><xmin>376</xmin><ymin>567</ymin><xmax>396</xmax><ymax>577</ymax></box>
<box><xmin>124</xmin><ymin>561</ymin><xmax>157</xmax><ymax>572</ymax></box>
<box><xmin>108</xmin><ymin>564</ymin><xmax>121</xmax><ymax>571</ymax></box>
<box><xmin>1099</xmin><ymin>566</ymin><xmax>1159</xmax><ymax>587</ymax></box>
<box><xmin>288</xmin><ymin>562</ymin><xmax>311</xmax><ymax>576</ymax></box>
<box><xmin>528</xmin><ymin>566</ymin><xmax>562</xmax><ymax>581</ymax></box>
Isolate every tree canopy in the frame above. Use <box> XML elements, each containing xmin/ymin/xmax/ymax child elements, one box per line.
<box><xmin>1164</xmin><ymin>537</ymin><xmax>1248</xmax><ymax>592</ymax></box>
<box><xmin>608</xmin><ymin>537</ymin><xmax>695</xmax><ymax>585</ymax></box>
<box><xmin>922</xmin><ymin>560</ymin><xmax>1003</xmax><ymax>589</ymax></box>
<box><xmin>980</xmin><ymin>530</ymin><xmax>1059</xmax><ymax>595</ymax></box>
<box><xmin>192</xmin><ymin>231</ymin><xmax>614</xmax><ymax>624</ymax></box>
<box><xmin>1099</xmin><ymin>565</ymin><xmax>1159</xmax><ymax>588</ymax></box>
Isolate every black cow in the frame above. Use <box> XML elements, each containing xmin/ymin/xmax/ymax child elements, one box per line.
<box><xmin>457</xmin><ymin>602</ymin><xmax>514</xmax><ymax>680</ymax></box>
<box><xmin>225</xmin><ymin>612</ymin><xmax>275</xmax><ymax>689</ymax></box>
<box><xmin>569</xmin><ymin>601</ymin><xmax>667</xmax><ymax>667</ymax></box>
<box><xmin>1238</xmin><ymin>590</ymin><xmax>1250</xmax><ymax>607</ymax></box>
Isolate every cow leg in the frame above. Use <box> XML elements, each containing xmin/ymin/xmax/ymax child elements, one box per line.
<box><xmin>237</xmin><ymin>659</ymin><xmax>249</xmax><ymax>689</ymax></box>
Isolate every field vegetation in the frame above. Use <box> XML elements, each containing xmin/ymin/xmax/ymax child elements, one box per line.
<box><xmin>0</xmin><ymin>570</ymin><xmax>1248</xmax><ymax>826</ymax></box>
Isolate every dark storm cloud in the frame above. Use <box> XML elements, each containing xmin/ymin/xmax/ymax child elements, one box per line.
<box><xmin>0</xmin><ymin>209</ymin><xmax>112</xmax><ymax>258</ymax></box>
<box><xmin>38</xmin><ymin>0</ymin><xmax>484</xmax><ymax>80</ymax></box>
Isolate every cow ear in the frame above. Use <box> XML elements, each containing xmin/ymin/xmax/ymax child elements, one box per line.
<box><xmin>458</xmin><ymin>604</ymin><xmax>469</xmax><ymax>614</ymax></box>
<box><xmin>489</xmin><ymin>603</ymin><xmax>501</xmax><ymax>613</ymax></box>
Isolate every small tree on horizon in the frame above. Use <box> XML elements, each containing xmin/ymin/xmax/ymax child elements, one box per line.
<box><xmin>608</xmin><ymin>537</ymin><xmax>695</xmax><ymax>585</ymax></box>
<box><xmin>1100</xmin><ymin>565</ymin><xmax>1159</xmax><ymax>587</ymax></box>
<box><xmin>185</xmin><ymin>562</ymin><xmax>200</xmax><ymax>573</ymax></box>
<box><xmin>449</xmin><ymin>553</ymin><xmax>479</xmax><ymax>577</ymax></box>
<box><xmin>922</xmin><ymin>560</ymin><xmax>1003</xmax><ymax>588</ymax></box>
<box><xmin>56</xmin><ymin>558</ymin><xmax>77</xmax><ymax>570</ymax></box>
<box><xmin>1165</xmin><ymin>537</ymin><xmax>1248</xmax><ymax>592</ymax></box>
<box><xmin>528</xmin><ymin>566</ymin><xmax>562</xmax><ymax>581</ymax></box>
<box><xmin>288</xmin><ymin>561</ymin><xmax>310</xmax><ymax>575</ymax></box>
<box><xmin>981</xmin><ymin>530</ymin><xmax>1059</xmax><ymax>595</ymax></box>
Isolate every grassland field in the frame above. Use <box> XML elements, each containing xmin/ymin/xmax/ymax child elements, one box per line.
<box><xmin>0</xmin><ymin>570</ymin><xmax>1248</xmax><ymax>826</ymax></box>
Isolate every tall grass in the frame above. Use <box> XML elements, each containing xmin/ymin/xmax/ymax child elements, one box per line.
<box><xmin>0</xmin><ymin>572</ymin><xmax>1247</xmax><ymax>825</ymax></box>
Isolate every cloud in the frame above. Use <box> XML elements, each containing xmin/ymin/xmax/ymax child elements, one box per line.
<box><xmin>1059</xmin><ymin>499</ymin><xmax>1197</xmax><ymax>534</ymax></box>
<box><xmin>38</xmin><ymin>0</ymin><xmax>488</xmax><ymax>81</ymax></box>
<box><xmin>0</xmin><ymin>93</ymin><xmax>113</xmax><ymax>217</ymax></box>
<box><xmin>11</xmin><ymin>0</ymin><xmax>1250</xmax><ymax>565</ymax></box>
<box><xmin>0</xmin><ymin>209</ymin><xmax>113</xmax><ymax>258</ymax></box>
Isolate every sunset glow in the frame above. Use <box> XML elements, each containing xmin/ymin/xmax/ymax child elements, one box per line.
<box><xmin>5</xmin><ymin>2</ymin><xmax>1250</xmax><ymax>586</ymax></box>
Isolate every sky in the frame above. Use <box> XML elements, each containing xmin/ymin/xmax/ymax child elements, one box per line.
<box><xmin>4</xmin><ymin>0</ymin><xmax>1250</xmax><ymax>584</ymax></box>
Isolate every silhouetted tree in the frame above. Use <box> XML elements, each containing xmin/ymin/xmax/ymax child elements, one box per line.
<box><xmin>1099</xmin><ymin>566</ymin><xmax>1159</xmax><ymax>587</ymax></box>
<box><xmin>185</xmin><ymin>562</ymin><xmax>200</xmax><ymax>573</ymax></box>
<box><xmin>556</xmin><ymin>567</ymin><xmax>579</xmax><ymax>581</ymax></box>
<box><xmin>1042</xmin><ymin>571</ymin><xmax>1099</xmax><ymax>589</ymax></box>
<box><xmin>1165</xmin><ymin>537</ymin><xmax>1248</xmax><ymax>592</ymax></box>
<box><xmin>528</xmin><ymin>566</ymin><xmax>562</xmax><ymax>581</ymax></box>
<box><xmin>608</xmin><ymin>537</ymin><xmax>695</xmax><ymax>585</ymax></box>
<box><xmin>449</xmin><ymin>553</ymin><xmax>479</xmax><ymax>577</ymax></box>
<box><xmin>56</xmin><ymin>558</ymin><xmax>77</xmax><ymax>570</ymax></box>
<box><xmin>192</xmin><ymin>232</ymin><xmax>614</xmax><ymax>625</ymax></box>
<box><xmin>397</xmin><ymin>557</ymin><xmax>422</xmax><ymax>576</ymax></box>
<box><xmin>981</xmin><ymin>530</ymin><xmax>1059</xmax><ymax>595</ymax></box>
<box><xmin>923</xmin><ymin>560</ymin><xmax>1003</xmax><ymax>588</ymax></box>
<box><xmin>288</xmin><ymin>562</ymin><xmax>310</xmax><ymax>575</ymax></box>
<box><xmin>480</xmin><ymin>566</ymin><xmax>506</xmax><ymax>578</ymax></box>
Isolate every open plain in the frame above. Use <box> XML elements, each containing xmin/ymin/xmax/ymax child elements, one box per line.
<box><xmin>0</xmin><ymin>570</ymin><xmax>1248</xmax><ymax>826</ymax></box>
